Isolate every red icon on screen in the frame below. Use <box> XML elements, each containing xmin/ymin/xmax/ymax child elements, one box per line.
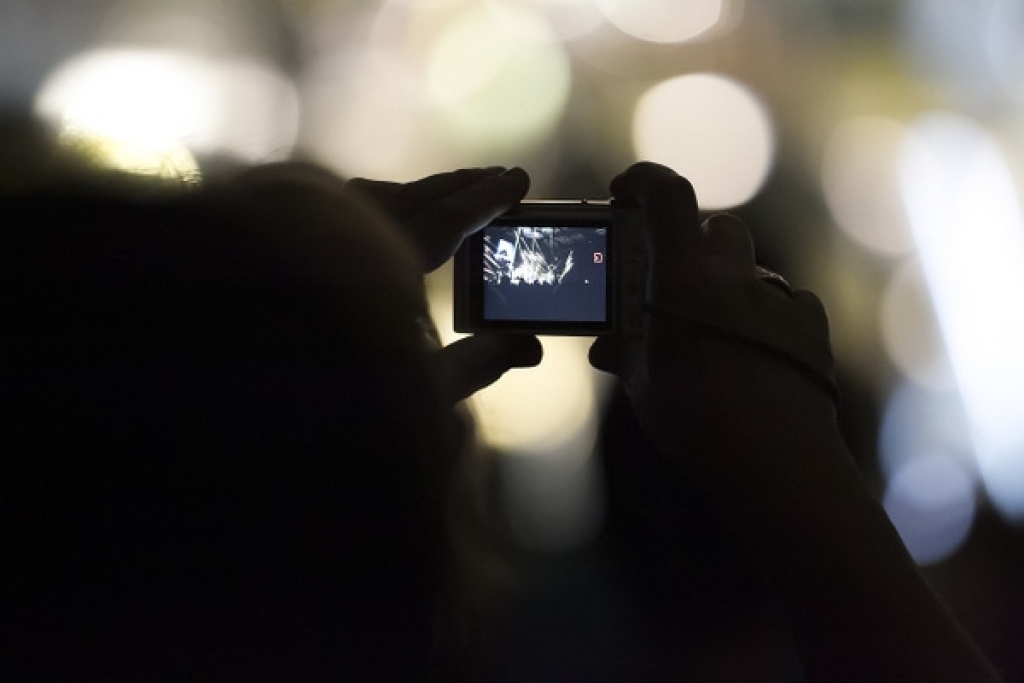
<box><xmin>593</xmin><ymin>252</ymin><xmax>604</xmax><ymax>264</ymax></box>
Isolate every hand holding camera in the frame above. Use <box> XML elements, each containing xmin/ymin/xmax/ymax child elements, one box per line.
<box><xmin>346</xmin><ymin>166</ymin><xmax>543</xmax><ymax>405</ymax></box>
<box><xmin>589</xmin><ymin>162</ymin><xmax>839</xmax><ymax>454</ymax></box>
<box><xmin>578</xmin><ymin>162</ymin><xmax>999</xmax><ymax>683</ymax></box>
<box><xmin>450</xmin><ymin>161</ymin><xmax>838</xmax><ymax>459</ymax></box>
<box><xmin>347</xmin><ymin>166</ymin><xmax>530</xmax><ymax>273</ymax></box>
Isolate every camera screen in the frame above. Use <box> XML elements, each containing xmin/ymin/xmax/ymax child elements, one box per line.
<box><xmin>481</xmin><ymin>224</ymin><xmax>608</xmax><ymax>323</ymax></box>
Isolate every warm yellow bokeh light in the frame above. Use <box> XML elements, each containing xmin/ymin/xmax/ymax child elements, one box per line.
<box><xmin>427</xmin><ymin>269</ymin><xmax>607</xmax><ymax>550</ymax></box>
<box><xmin>823</xmin><ymin>116</ymin><xmax>916</xmax><ymax>257</ymax></box>
<box><xmin>194</xmin><ymin>59</ymin><xmax>299</xmax><ymax>163</ymax></box>
<box><xmin>34</xmin><ymin>46</ymin><xmax>299</xmax><ymax>175</ymax></box>
<box><xmin>470</xmin><ymin>336</ymin><xmax>597</xmax><ymax>454</ymax></box>
<box><xmin>35</xmin><ymin>49</ymin><xmax>215</xmax><ymax>152</ymax></box>
<box><xmin>427</xmin><ymin>270</ymin><xmax>601</xmax><ymax>456</ymax></box>
<box><xmin>632</xmin><ymin>73</ymin><xmax>774</xmax><ymax>209</ymax></box>
<box><xmin>426</xmin><ymin>6</ymin><xmax>571</xmax><ymax>152</ymax></box>
<box><xmin>388</xmin><ymin>0</ymin><xmax>474</xmax><ymax>10</ymax></box>
<box><xmin>302</xmin><ymin>48</ymin><xmax>440</xmax><ymax>181</ymax></box>
<box><xmin>596</xmin><ymin>0</ymin><xmax>724</xmax><ymax>44</ymax></box>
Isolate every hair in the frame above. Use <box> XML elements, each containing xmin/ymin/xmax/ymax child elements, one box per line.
<box><xmin>2</xmin><ymin>163</ymin><xmax>454</xmax><ymax>680</ymax></box>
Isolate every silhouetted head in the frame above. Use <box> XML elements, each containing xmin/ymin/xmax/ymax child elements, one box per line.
<box><xmin>2</xmin><ymin>159</ymin><xmax>454</xmax><ymax>680</ymax></box>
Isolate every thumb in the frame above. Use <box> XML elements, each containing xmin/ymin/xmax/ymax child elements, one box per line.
<box><xmin>588</xmin><ymin>334</ymin><xmax>640</xmax><ymax>378</ymax></box>
<box><xmin>430</xmin><ymin>334</ymin><xmax>543</xmax><ymax>404</ymax></box>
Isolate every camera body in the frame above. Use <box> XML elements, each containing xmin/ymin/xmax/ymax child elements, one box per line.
<box><xmin>453</xmin><ymin>200</ymin><xmax>646</xmax><ymax>335</ymax></box>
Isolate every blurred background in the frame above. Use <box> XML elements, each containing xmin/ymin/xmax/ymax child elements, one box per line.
<box><xmin>4</xmin><ymin>0</ymin><xmax>1024</xmax><ymax>676</ymax></box>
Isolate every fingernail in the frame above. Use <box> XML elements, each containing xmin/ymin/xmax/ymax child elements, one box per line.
<box><xmin>500</xmin><ymin>166</ymin><xmax>527</xmax><ymax>179</ymax></box>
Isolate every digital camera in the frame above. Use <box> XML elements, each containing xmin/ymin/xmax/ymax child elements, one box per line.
<box><xmin>453</xmin><ymin>201</ymin><xmax>646</xmax><ymax>335</ymax></box>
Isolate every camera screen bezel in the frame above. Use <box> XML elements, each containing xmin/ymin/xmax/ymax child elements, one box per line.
<box><xmin>454</xmin><ymin>203</ymin><xmax>619</xmax><ymax>335</ymax></box>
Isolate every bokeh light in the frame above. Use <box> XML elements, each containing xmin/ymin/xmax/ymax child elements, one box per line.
<box><xmin>595</xmin><ymin>0</ymin><xmax>728</xmax><ymax>44</ymax></box>
<box><xmin>473</xmin><ymin>336</ymin><xmax>606</xmax><ymax>552</ymax></box>
<box><xmin>426</xmin><ymin>271</ymin><xmax>602</xmax><ymax>456</ymax></box>
<box><xmin>883</xmin><ymin>454</ymin><xmax>977</xmax><ymax>565</ymax></box>
<box><xmin>632</xmin><ymin>73</ymin><xmax>774</xmax><ymax>209</ymax></box>
<box><xmin>470</xmin><ymin>336</ymin><xmax>598</xmax><ymax>454</ymax></box>
<box><xmin>426</xmin><ymin>274</ymin><xmax>606</xmax><ymax>551</ymax></box>
<box><xmin>388</xmin><ymin>0</ymin><xmax>473</xmax><ymax>10</ymax></box>
<box><xmin>822</xmin><ymin>116</ymin><xmax>916</xmax><ymax>257</ymax></box>
<box><xmin>986</xmin><ymin>0</ymin><xmax>1024</xmax><ymax>105</ymax></box>
<box><xmin>879</xmin><ymin>258</ymin><xmax>956</xmax><ymax>392</ymax></box>
<box><xmin>35</xmin><ymin>48</ymin><xmax>214</xmax><ymax>169</ymax></box>
<box><xmin>34</xmin><ymin>47</ymin><xmax>298</xmax><ymax>176</ymax></box>
<box><xmin>426</xmin><ymin>6</ymin><xmax>571</xmax><ymax>153</ymax></box>
<box><xmin>485</xmin><ymin>0</ymin><xmax>605</xmax><ymax>42</ymax></box>
<box><xmin>900</xmin><ymin>112</ymin><xmax>1024</xmax><ymax>521</ymax></box>
<box><xmin>878</xmin><ymin>381</ymin><xmax>975</xmax><ymax>481</ymax></box>
<box><xmin>903</xmin><ymin>0</ymin><xmax>1000</xmax><ymax>105</ymax></box>
<box><xmin>302</xmin><ymin>47</ymin><xmax>438</xmax><ymax>181</ymax></box>
<box><xmin>97</xmin><ymin>0</ymin><xmax>285</xmax><ymax>61</ymax></box>
<box><xmin>193</xmin><ymin>59</ymin><xmax>299</xmax><ymax>162</ymax></box>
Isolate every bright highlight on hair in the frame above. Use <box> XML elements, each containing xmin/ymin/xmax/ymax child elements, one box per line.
<box><xmin>34</xmin><ymin>47</ymin><xmax>299</xmax><ymax>178</ymax></box>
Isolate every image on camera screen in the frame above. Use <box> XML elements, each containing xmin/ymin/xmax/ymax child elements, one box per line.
<box><xmin>482</xmin><ymin>225</ymin><xmax>607</xmax><ymax>322</ymax></box>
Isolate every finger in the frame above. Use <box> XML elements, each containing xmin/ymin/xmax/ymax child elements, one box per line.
<box><xmin>792</xmin><ymin>289</ymin><xmax>830</xmax><ymax>333</ymax></box>
<box><xmin>756</xmin><ymin>266</ymin><xmax>794</xmax><ymax>298</ymax></box>
<box><xmin>588</xmin><ymin>335</ymin><xmax>638</xmax><ymax>378</ymax></box>
<box><xmin>410</xmin><ymin>167</ymin><xmax>531</xmax><ymax>271</ymax></box>
<box><xmin>609</xmin><ymin>162</ymin><xmax>701</xmax><ymax>264</ymax></box>
<box><xmin>347</xmin><ymin>169</ymin><xmax>506</xmax><ymax>218</ymax></box>
<box><xmin>392</xmin><ymin>167</ymin><xmax>506</xmax><ymax>215</ymax></box>
<box><xmin>702</xmin><ymin>213</ymin><xmax>756</xmax><ymax>270</ymax></box>
<box><xmin>430</xmin><ymin>333</ymin><xmax>542</xmax><ymax>404</ymax></box>
<box><xmin>344</xmin><ymin>178</ymin><xmax>401</xmax><ymax>206</ymax></box>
